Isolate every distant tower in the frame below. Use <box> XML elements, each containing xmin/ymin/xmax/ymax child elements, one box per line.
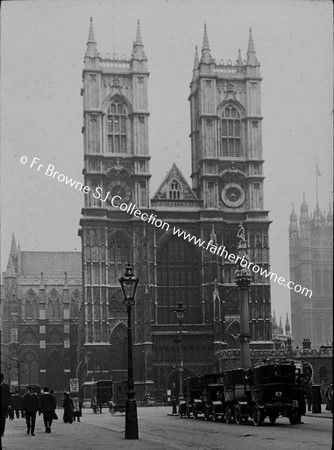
<box><xmin>289</xmin><ymin>194</ymin><xmax>333</xmax><ymax>347</ymax></box>
<box><xmin>285</xmin><ymin>313</ymin><xmax>291</xmax><ymax>336</ymax></box>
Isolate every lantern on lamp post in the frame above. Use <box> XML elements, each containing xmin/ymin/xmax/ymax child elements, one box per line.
<box><xmin>119</xmin><ymin>264</ymin><xmax>139</xmax><ymax>440</ymax></box>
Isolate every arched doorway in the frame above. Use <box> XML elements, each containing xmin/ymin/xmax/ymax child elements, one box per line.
<box><xmin>168</xmin><ymin>367</ymin><xmax>197</xmax><ymax>398</ymax></box>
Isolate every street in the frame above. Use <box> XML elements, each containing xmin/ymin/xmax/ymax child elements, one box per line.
<box><xmin>1</xmin><ymin>406</ymin><xmax>332</xmax><ymax>450</ymax></box>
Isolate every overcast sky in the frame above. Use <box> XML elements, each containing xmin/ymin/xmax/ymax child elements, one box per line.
<box><xmin>1</xmin><ymin>0</ymin><xmax>333</xmax><ymax>325</ymax></box>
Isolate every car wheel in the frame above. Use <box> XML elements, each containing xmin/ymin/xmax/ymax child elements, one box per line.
<box><xmin>225</xmin><ymin>404</ymin><xmax>232</xmax><ymax>423</ymax></box>
<box><xmin>252</xmin><ymin>405</ymin><xmax>264</xmax><ymax>426</ymax></box>
<box><xmin>235</xmin><ymin>405</ymin><xmax>243</xmax><ymax>425</ymax></box>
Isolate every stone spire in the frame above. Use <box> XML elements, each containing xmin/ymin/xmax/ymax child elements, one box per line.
<box><xmin>289</xmin><ymin>204</ymin><xmax>298</xmax><ymax>229</ymax></box>
<box><xmin>191</xmin><ymin>46</ymin><xmax>199</xmax><ymax>82</ymax></box>
<box><xmin>6</xmin><ymin>255</ymin><xmax>16</xmax><ymax>277</ymax></box>
<box><xmin>246</xmin><ymin>27</ymin><xmax>259</xmax><ymax>66</ymax></box>
<box><xmin>279</xmin><ymin>316</ymin><xmax>283</xmax><ymax>334</ymax></box>
<box><xmin>237</xmin><ymin>48</ymin><xmax>243</xmax><ymax>66</ymax></box>
<box><xmin>85</xmin><ymin>17</ymin><xmax>99</xmax><ymax>59</ymax></box>
<box><xmin>300</xmin><ymin>193</ymin><xmax>309</xmax><ymax>221</ymax></box>
<box><xmin>285</xmin><ymin>313</ymin><xmax>291</xmax><ymax>336</ymax></box>
<box><xmin>10</xmin><ymin>233</ymin><xmax>17</xmax><ymax>255</ymax></box>
<box><xmin>135</xmin><ymin>19</ymin><xmax>143</xmax><ymax>45</ymax></box>
<box><xmin>193</xmin><ymin>46</ymin><xmax>199</xmax><ymax>70</ymax></box>
<box><xmin>313</xmin><ymin>203</ymin><xmax>324</xmax><ymax>227</ymax></box>
<box><xmin>132</xmin><ymin>20</ymin><xmax>147</xmax><ymax>60</ymax></box>
<box><xmin>201</xmin><ymin>23</ymin><xmax>212</xmax><ymax>64</ymax></box>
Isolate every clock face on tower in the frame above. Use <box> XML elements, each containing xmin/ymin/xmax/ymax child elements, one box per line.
<box><xmin>221</xmin><ymin>183</ymin><xmax>245</xmax><ymax>208</ymax></box>
<box><xmin>109</xmin><ymin>181</ymin><xmax>132</xmax><ymax>204</ymax></box>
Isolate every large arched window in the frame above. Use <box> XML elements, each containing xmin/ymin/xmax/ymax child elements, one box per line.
<box><xmin>108</xmin><ymin>231</ymin><xmax>131</xmax><ymax>284</ymax></box>
<box><xmin>157</xmin><ymin>237</ymin><xmax>201</xmax><ymax>324</ymax></box>
<box><xmin>220</xmin><ymin>105</ymin><xmax>242</xmax><ymax>157</ymax></box>
<box><xmin>107</xmin><ymin>102</ymin><xmax>127</xmax><ymax>153</ymax></box>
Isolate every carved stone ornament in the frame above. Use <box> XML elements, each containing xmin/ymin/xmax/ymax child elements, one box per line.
<box><xmin>104</xmin><ymin>158</ymin><xmax>132</xmax><ymax>180</ymax></box>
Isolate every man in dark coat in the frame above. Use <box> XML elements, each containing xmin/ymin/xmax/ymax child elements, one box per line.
<box><xmin>1</xmin><ymin>374</ymin><xmax>12</xmax><ymax>436</ymax></box>
<box><xmin>23</xmin><ymin>387</ymin><xmax>40</xmax><ymax>435</ymax></box>
<box><xmin>39</xmin><ymin>387</ymin><xmax>57</xmax><ymax>433</ymax></box>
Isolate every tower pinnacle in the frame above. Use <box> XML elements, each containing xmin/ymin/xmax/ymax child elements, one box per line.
<box><xmin>10</xmin><ymin>232</ymin><xmax>17</xmax><ymax>255</ymax></box>
<box><xmin>246</xmin><ymin>27</ymin><xmax>259</xmax><ymax>66</ymax></box>
<box><xmin>193</xmin><ymin>46</ymin><xmax>199</xmax><ymax>70</ymax></box>
<box><xmin>201</xmin><ymin>23</ymin><xmax>212</xmax><ymax>64</ymax></box>
<box><xmin>135</xmin><ymin>20</ymin><xmax>143</xmax><ymax>45</ymax></box>
<box><xmin>132</xmin><ymin>19</ymin><xmax>147</xmax><ymax>61</ymax></box>
<box><xmin>88</xmin><ymin>16</ymin><xmax>96</xmax><ymax>44</ymax></box>
<box><xmin>237</xmin><ymin>48</ymin><xmax>243</xmax><ymax>66</ymax></box>
<box><xmin>85</xmin><ymin>17</ymin><xmax>99</xmax><ymax>59</ymax></box>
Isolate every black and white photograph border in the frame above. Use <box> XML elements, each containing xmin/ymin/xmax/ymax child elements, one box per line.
<box><xmin>1</xmin><ymin>0</ymin><xmax>332</xmax><ymax>449</ymax></box>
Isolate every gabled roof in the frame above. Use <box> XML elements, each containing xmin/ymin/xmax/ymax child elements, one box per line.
<box><xmin>151</xmin><ymin>163</ymin><xmax>200</xmax><ymax>207</ymax></box>
<box><xmin>20</xmin><ymin>252</ymin><xmax>82</xmax><ymax>278</ymax></box>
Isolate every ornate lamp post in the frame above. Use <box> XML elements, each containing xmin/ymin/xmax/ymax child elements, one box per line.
<box><xmin>173</xmin><ymin>301</ymin><xmax>187</xmax><ymax>402</ymax></box>
<box><xmin>119</xmin><ymin>265</ymin><xmax>139</xmax><ymax>440</ymax></box>
<box><xmin>234</xmin><ymin>223</ymin><xmax>252</xmax><ymax>368</ymax></box>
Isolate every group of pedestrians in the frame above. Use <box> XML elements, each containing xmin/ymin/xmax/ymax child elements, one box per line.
<box><xmin>1</xmin><ymin>374</ymin><xmax>82</xmax><ymax>437</ymax></box>
<box><xmin>24</xmin><ymin>386</ymin><xmax>57</xmax><ymax>435</ymax></box>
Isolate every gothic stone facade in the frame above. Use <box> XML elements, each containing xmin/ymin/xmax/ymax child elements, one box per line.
<box><xmin>78</xmin><ymin>21</ymin><xmax>272</xmax><ymax>399</ymax></box>
<box><xmin>1</xmin><ymin>235</ymin><xmax>82</xmax><ymax>398</ymax></box>
<box><xmin>289</xmin><ymin>196</ymin><xmax>333</xmax><ymax>348</ymax></box>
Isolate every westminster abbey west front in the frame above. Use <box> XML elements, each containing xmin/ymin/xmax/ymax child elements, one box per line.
<box><xmin>78</xmin><ymin>19</ymin><xmax>272</xmax><ymax>399</ymax></box>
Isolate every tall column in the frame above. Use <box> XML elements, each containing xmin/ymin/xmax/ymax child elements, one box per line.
<box><xmin>234</xmin><ymin>224</ymin><xmax>251</xmax><ymax>368</ymax></box>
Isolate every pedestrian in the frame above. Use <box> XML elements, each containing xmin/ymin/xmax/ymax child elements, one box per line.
<box><xmin>72</xmin><ymin>396</ymin><xmax>82</xmax><ymax>422</ymax></box>
<box><xmin>12</xmin><ymin>391</ymin><xmax>21</xmax><ymax>419</ymax></box>
<box><xmin>163</xmin><ymin>393</ymin><xmax>167</xmax><ymax>406</ymax></box>
<box><xmin>39</xmin><ymin>387</ymin><xmax>57</xmax><ymax>433</ymax></box>
<box><xmin>325</xmin><ymin>384</ymin><xmax>333</xmax><ymax>413</ymax></box>
<box><xmin>1</xmin><ymin>374</ymin><xmax>12</xmax><ymax>436</ymax></box>
<box><xmin>23</xmin><ymin>386</ymin><xmax>40</xmax><ymax>436</ymax></box>
<box><xmin>62</xmin><ymin>392</ymin><xmax>74</xmax><ymax>424</ymax></box>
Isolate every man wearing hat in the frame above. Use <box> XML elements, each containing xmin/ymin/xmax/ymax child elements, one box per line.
<box><xmin>39</xmin><ymin>387</ymin><xmax>57</xmax><ymax>433</ymax></box>
<box><xmin>1</xmin><ymin>374</ymin><xmax>12</xmax><ymax>437</ymax></box>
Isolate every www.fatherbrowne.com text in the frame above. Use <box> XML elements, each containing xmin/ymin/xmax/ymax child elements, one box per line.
<box><xmin>21</xmin><ymin>156</ymin><xmax>313</xmax><ymax>299</ymax></box>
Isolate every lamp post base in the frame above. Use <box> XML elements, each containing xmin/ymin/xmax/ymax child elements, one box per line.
<box><xmin>125</xmin><ymin>399</ymin><xmax>139</xmax><ymax>440</ymax></box>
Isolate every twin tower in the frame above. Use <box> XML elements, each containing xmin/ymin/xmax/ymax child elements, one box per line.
<box><xmin>78</xmin><ymin>19</ymin><xmax>271</xmax><ymax>394</ymax></box>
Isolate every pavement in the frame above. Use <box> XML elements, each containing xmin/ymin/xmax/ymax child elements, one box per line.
<box><xmin>1</xmin><ymin>405</ymin><xmax>332</xmax><ymax>450</ymax></box>
<box><xmin>0</xmin><ymin>412</ymin><xmax>164</xmax><ymax>450</ymax></box>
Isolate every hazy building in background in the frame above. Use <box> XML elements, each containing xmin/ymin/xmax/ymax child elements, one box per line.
<box><xmin>78</xmin><ymin>19</ymin><xmax>273</xmax><ymax>399</ymax></box>
<box><xmin>289</xmin><ymin>195</ymin><xmax>333</xmax><ymax>348</ymax></box>
<box><xmin>1</xmin><ymin>234</ymin><xmax>81</xmax><ymax>399</ymax></box>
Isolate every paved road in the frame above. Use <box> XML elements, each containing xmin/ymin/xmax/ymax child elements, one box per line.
<box><xmin>1</xmin><ymin>406</ymin><xmax>332</xmax><ymax>450</ymax></box>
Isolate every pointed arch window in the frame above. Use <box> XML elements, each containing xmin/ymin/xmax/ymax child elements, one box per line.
<box><xmin>25</xmin><ymin>290</ymin><xmax>39</xmax><ymax>319</ymax></box>
<box><xmin>47</xmin><ymin>289</ymin><xmax>61</xmax><ymax>320</ymax></box>
<box><xmin>107</xmin><ymin>102</ymin><xmax>127</xmax><ymax>153</ymax></box>
<box><xmin>168</xmin><ymin>179</ymin><xmax>182</xmax><ymax>200</ymax></box>
<box><xmin>220</xmin><ymin>105</ymin><xmax>242</xmax><ymax>157</ymax></box>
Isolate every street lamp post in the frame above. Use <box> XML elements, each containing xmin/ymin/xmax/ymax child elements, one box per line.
<box><xmin>119</xmin><ymin>264</ymin><xmax>139</xmax><ymax>440</ymax></box>
<box><xmin>234</xmin><ymin>223</ymin><xmax>252</xmax><ymax>368</ymax></box>
<box><xmin>173</xmin><ymin>301</ymin><xmax>187</xmax><ymax>402</ymax></box>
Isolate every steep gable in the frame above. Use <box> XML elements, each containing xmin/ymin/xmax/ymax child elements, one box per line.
<box><xmin>151</xmin><ymin>163</ymin><xmax>201</xmax><ymax>207</ymax></box>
